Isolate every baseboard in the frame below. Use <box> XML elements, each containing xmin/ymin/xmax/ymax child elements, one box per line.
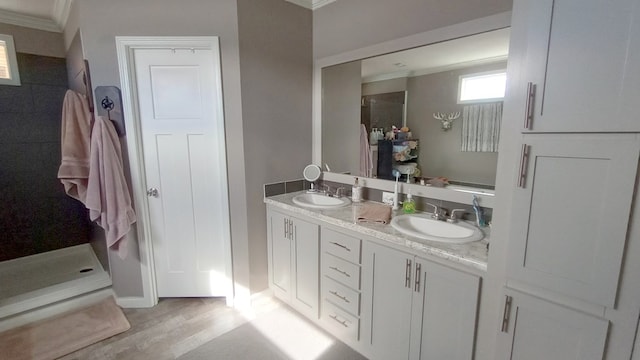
<box><xmin>115</xmin><ymin>295</ymin><xmax>157</xmax><ymax>308</ymax></box>
<box><xmin>0</xmin><ymin>288</ymin><xmax>114</xmax><ymax>332</ymax></box>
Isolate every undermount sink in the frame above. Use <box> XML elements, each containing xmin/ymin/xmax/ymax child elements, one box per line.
<box><xmin>292</xmin><ymin>192</ymin><xmax>351</xmax><ymax>209</ymax></box>
<box><xmin>391</xmin><ymin>213</ymin><xmax>483</xmax><ymax>244</ymax></box>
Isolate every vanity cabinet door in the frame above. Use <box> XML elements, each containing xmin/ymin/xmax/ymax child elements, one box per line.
<box><xmin>360</xmin><ymin>241</ymin><xmax>413</xmax><ymax>360</ymax></box>
<box><xmin>496</xmin><ymin>288</ymin><xmax>609</xmax><ymax>360</ymax></box>
<box><xmin>291</xmin><ymin>217</ymin><xmax>320</xmax><ymax>319</ymax></box>
<box><xmin>268</xmin><ymin>210</ymin><xmax>292</xmax><ymax>299</ymax></box>
<box><xmin>507</xmin><ymin>134</ymin><xmax>640</xmax><ymax>307</ymax></box>
<box><xmin>267</xmin><ymin>208</ymin><xmax>320</xmax><ymax>319</ymax></box>
<box><xmin>511</xmin><ymin>0</ymin><xmax>640</xmax><ymax>132</ymax></box>
<box><xmin>409</xmin><ymin>258</ymin><xmax>480</xmax><ymax>360</ymax></box>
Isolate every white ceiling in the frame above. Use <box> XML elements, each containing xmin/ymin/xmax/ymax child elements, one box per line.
<box><xmin>0</xmin><ymin>0</ymin><xmax>72</xmax><ymax>32</ymax></box>
<box><xmin>361</xmin><ymin>28</ymin><xmax>511</xmax><ymax>83</ymax></box>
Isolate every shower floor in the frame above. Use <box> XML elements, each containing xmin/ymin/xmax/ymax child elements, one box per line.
<box><xmin>0</xmin><ymin>244</ymin><xmax>112</xmax><ymax>320</ymax></box>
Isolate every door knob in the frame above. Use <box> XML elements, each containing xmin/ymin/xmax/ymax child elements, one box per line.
<box><xmin>147</xmin><ymin>188</ymin><xmax>159</xmax><ymax>197</ymax></box>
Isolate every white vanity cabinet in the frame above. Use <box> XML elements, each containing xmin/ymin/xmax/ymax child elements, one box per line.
<box><xmin>513</xmin><ymin>0</ymin><xmax>640</xmax><ymax>132</ymax></box>
<box><xmin>360</xmin><ymin>241</ymin><xmax>480</xmax><ymax>360</ymax></box>
<box><xmin>496</xmin><ymin>288</ymin><xmax>609</xmax><ymax>360</ymax></box>
<box><xmin>267</xmin><ymin>208</ymin><xmax>320</xmax><ymax>319</ymax></box>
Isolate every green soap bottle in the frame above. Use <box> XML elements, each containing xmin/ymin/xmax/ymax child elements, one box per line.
<box><xmin>403</xmin><ymin>191</ymin><xmax>416</xmax><ymax>214</ymax></box>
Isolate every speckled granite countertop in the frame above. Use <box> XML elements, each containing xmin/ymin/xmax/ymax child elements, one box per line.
<box><xmin>265</xmin><ymin>191</ymin><xmax>489</xmax><ymax>273</ymax></box>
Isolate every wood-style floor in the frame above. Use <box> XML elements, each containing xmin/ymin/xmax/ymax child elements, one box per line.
<box><xmin>60</xmin><ymin>297</ymin><xmax>259</xmax><ymax>360</ymax></box>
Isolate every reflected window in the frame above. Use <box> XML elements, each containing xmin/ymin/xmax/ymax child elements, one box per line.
<box><xmin>0</xmin><ymin>34</ymin><xmax>21</xmax><ymax>86</ymax></box>
<box><xmin>458</xmin><ymin>70</ymin><xmax>505</xmax><ymax>103</ymax></box>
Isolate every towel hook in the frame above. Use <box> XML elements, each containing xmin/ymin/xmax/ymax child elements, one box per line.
<box><xmin>101</xmin><ymin>96</ymin><xmax>115</xmax><ymax>120</ymax></box>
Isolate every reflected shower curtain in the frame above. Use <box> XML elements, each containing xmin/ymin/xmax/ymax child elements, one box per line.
<box><xmin>461</xmin><ymin>102</ymin><xmax>502</xmax><ymax>152</ymax></box>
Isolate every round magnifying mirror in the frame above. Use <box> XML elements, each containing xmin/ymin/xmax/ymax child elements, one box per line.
<box><xmin>303</xmin><ymin>164</ymin><xmax>322</xmax><ymax>192</ymax></box>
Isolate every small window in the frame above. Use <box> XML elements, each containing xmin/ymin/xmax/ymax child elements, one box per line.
<box><xmin>458</xmin><ymin>70</ymin><xmax>506</xmax><ymax>104</ymax></box>
<box><xmin>0</xmin><ymin>34</ymin><xmax>21</xmax><ymax>86</ymax></box>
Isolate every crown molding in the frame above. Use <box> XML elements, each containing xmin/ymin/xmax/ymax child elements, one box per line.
<box><xmin>0</xmin><ymin>0</ymin><xmax>72</xmax><ymax>33</ymax></box>
<box><xmin>0</xmin><ymin>8</ymin><xmax>60</xmax><ymax>32</ymax></box>
<box><xmin>285</xmin><ymin>0</ymin><xmax>336</xmax><ymax>10</ymax></box>
<box><xmin>52</xmin><ymin>0</ymin><xmax>73</xmax><ymax>31</ymax></box>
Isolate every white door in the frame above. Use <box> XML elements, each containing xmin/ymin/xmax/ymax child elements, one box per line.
<box><xmin>132</xmin><ymin>44</ymin><xmax>230</xmax><ymax>297</ymax></box>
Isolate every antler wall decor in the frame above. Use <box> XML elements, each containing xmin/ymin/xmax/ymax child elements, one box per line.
<box><xmin>433</xmin><ymin>111</ymin><xmax>461</xmax><ymax>131</ymax></box>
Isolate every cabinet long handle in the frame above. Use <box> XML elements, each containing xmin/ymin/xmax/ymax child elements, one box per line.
<box><xmin>289</xmin><ymin>220</ymin><xmax>294</xmax><ymax>240</ymax></box>
<box><xmin>501</xmin><ymin>295</ymin><xmax>513</xmax><ymax>333</ymax></box>
<box><xmin>329</xmin><ymin>266</ymin><xmax>351</xmax><ymax>278</ymax></box>
<box><xmin>405</xmin><ymin>259</ymin><xmax>412</xmax><ymax>288</ymax></box>
<box><xmin>329</xmin><ymin>290</ymin><xmax>350</xmax><ymax>303</ymax></box>
<box><xmin>329</xmin><ymin>241</ymin><xmax>351</xmax><ymax>252</ymax></box>
<box><xmin>284</xmin><ymin>218</ymin><xmax>289</xmax><ymax>239</ymax></box>
<box><xmin>329</xmin><ymin>314</ymin><xmax>349</xmax><ymax>328</ymax></box>
<box><xmin>414</xmin><ymin>263</ymin><xmax>422</xmax><ymax>292</ymax></box>
<box><xmin>524</xmin><ymin>82</ymin><xmax>536</xmax><ymax>130</ymax></box>
<box><xmin>517</xmin><ymin>144</ymin><xmax>530</xmax><ymax>188</ymax></box>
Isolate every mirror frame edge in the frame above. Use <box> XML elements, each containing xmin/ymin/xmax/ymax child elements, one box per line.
<box><xmin>312</xmin><ymin>11</ymin><xmax>512</xmax><ymax>199</ymax></box>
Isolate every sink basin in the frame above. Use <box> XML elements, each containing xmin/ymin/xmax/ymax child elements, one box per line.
<box><xmin>292</xmin><ymin>192</ymin><xmax>351</xmax><ymax>209</ymax></box>
<box><xmin>391</xmin><ymin>214</ymin><xmax>483</xmax><ymax>244</ymax></box>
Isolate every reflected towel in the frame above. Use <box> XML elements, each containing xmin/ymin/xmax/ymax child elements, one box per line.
<box><xmin>86</xmin><ymin>116</ymin><xmax>136</xmax><ymax>259</ymax></box>
<box><xmin>355</xmin><ymin>203</ymin><xmax>392</xmax><ymax>224</ymax></box>
<box><xmin>359</xmin><ymin>124</ymin><xmax>373</xmax><ymax>178</ymax></box>
<box><xmin>57</xmin><ymin>90</ymin><xmax>92</xmax><ymax>204</ymax></box>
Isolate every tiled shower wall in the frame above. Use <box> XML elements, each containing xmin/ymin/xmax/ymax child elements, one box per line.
<box><xmin>0</xmin><ymin>53</ymin><xmax>91</xmax><ymax>261</ymax></box>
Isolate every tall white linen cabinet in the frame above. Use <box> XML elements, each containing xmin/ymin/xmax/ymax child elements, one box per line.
<box><xmin>495</xmin><ymin>0</ymin><xmax>640</xmax><ymax>359</ymax></box>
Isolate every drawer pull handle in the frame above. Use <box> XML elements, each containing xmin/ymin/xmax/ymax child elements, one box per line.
<box><xmin>329</xmin><ymin>290</ymin><xmax>350</xmax><ymax>303</ymax></box>
<box><xmin>329</xmin><ymin>241</ymin><xmax>351</xmax><ymax>252</ymax></box>
<box><xmin>329</xmin><ymin>314</ymin><xmax>349</xmax><ymax>328</ymax></box>
<box><xmin>329</xmin><ymin>266</ymin><xmax>351</xmax><ymax>277</ymax></box>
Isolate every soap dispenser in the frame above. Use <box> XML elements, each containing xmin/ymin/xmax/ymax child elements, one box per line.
<box><xmin>402</xmin><ymin>191</ymin><xmax>416</xmax><ymax>214</ymax></box>
<box><xmin>352</xmin><ymin>177</ymin><xmax>363</xmax><ymax>202</ymax></box>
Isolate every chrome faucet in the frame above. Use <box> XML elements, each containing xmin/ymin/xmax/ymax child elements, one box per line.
<box><xmin>426</xmin><ymin>203</ymin><xmax>446</xmax><ymax>221</ymax></box>
<box><xmin>335</xmin><ymin>187</ymin><xmax>346</xmax><ymax>198</ymax></box>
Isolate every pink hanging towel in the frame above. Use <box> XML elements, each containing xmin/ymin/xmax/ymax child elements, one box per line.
<box><xmin>86</xmin><ymin>116</ymin><xmax>136</xmax><ymax>259</ymax></box>
<box><xmin>57</xmin><ymin>90</ymin><xmax>92</xmax><ymax>204</ymax></box>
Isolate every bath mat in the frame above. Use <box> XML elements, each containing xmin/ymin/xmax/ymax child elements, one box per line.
<box><xmin>0</xmin><ymin>296</ymin><xmax>130</xmax><ymax>360</ymax></box>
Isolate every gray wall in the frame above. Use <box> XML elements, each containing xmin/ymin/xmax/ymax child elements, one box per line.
<box><xmin>66</xmin><ymin>0</ymin><xmax>247</xmax><ymax>298</ymax></box>
<box><xmin>313</xmin><ymin>0</ymin><xmax>512</xmax><ymax>59</ymax></box>
<box><xmin>0</xmin><ymin>24</ymin><xmax>91</xmax><ymax>261</ymax></box>
<box><xmin>237</xmin><ymin>0</ymin><xmax>312</xmax><ymax>292</ymax></box>
<box><xmin>0</xmin><ymin>23</ymin><xmax>65</xmax><ymax>57</ymax></box>
<box><xmin>406</xmin><ymin>62</ymin><xmax>506</xmax><ymax>186</ymax></box>
<box><xmin>362</xmin><ymin>78</ymin><xmax>407</xmax><ymax>96</ymax></box>
<box><xmin>322</xmin><ymin>60</ymin><xmax>362</xmax><ymax>175</ymax></box>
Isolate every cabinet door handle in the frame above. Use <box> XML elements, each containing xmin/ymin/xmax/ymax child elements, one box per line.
<box><xmin>501</xmin><ymin>295</ymin><xmax>513</xmax><ymax>333</ymax></box>
<box><xmin>284</xmin><ymin>218</ymin><xmax>289</xmax><ymax>239</ymax></box>
<box><xmin>517</xmin><ymin>144</ymin><xmax>530</xmax><ymax>188</ymax></box>
<box><xmin>329</xmin><ymin>266</ymin><xmax>351</xmax><ymax>278</ymax></box>
<box><xmin>329</xmin><ymin>314</ymin><xmax>349</xmax><ymax>328</ymax></box>
<box><xmin>329</xmin><ymin>290</ymin><xmax>350</xmax><ymax>303</ymax></box>
<box><xmin>524</xmin><ymin>82</ymin><xmax>536</xmax><ymax>130</ymax></box>
<box><xmin>414</xmin><ymin>263</ymin><xmax>422</xmax><ymax>292</ymax></box>
<box><xmin>405</xmin><ymin>259</ymin><xmax>412</xmax><ymax>288</ymax></box>
<box><xmin>329</xmin><ymin>241</ymin><xmax>351</xmax><ymax>252</ymax></box>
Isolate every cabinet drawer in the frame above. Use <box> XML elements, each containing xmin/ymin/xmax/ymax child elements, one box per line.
<box><xmin>321</xmin><ymin>300</ymin><xmax>359</xmax><ymax>342</ymax></box>
<box><xmin>323</xmin><ymin>253</ymin><xmax>361</xmax><ymax>289</ymax></box>
<box><xmin>323</xmin><ymin>277</ymin><xmax>360</xmax><ymax>316</ymax></box>
<box><xmin>322</xmin><ymin>228</ymin><xmax>361</xmax><ymax>264</ymax></box>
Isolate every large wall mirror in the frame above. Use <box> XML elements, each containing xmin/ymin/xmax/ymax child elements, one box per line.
<box><xmin>320</xmin><ymin>25</ymin><xmax>510</xmax><ymax>190</ymax></box>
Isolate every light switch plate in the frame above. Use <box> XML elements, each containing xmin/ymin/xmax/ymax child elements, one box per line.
<box><xmin>382</xmin><ymin>191</ymin><xmax>395</xmax><ymax>205</ymax></box>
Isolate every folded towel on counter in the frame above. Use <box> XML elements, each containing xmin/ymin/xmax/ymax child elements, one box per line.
<box><xmin>355</xmin><ymin>203</ymin><xmax>392</xmax><ymax>224</ymax></box>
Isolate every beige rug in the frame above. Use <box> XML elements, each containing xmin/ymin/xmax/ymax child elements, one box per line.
<box><xmin>0</xmin><ymin>296</ymin><xmax>130</xmax><ymax>360</ymax></box>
